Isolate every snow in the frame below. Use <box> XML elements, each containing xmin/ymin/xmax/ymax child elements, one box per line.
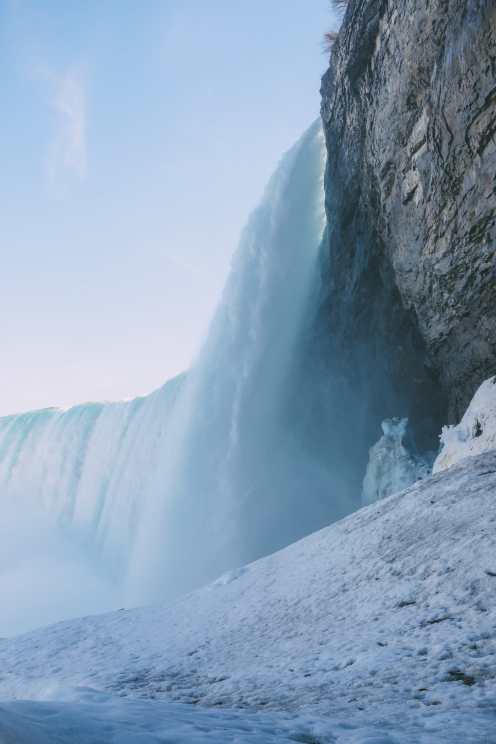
<box><xmin>362</xmin><ymin>418</ymin><xmax>432</xmax><ymax>504</ymax></box>
<box><xmin>0</xmin><ymin>451</ymin><xmax>495</xmax><ymax>741</ymax></box>
<box><xmin>434</xmin><ymin>376</ymin><xmax>496</xmax><ymax>473</ymax></box>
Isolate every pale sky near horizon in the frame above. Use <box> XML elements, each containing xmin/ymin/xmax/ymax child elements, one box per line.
<box><xmin>1</xmin><ymin>0</ymin><xmax>337</xmax><ymax>416</ymax></box>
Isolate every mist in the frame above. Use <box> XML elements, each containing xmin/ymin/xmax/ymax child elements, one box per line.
<box><xmin>0</xmin><ymin>505</ymin><xmax>120</xmax><ymax>636</ymax></box>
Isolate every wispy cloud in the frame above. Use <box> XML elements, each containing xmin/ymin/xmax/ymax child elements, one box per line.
<box><xmin>52</xmin><ymin>67</ymin><xmax>87</xmax><ymax>179</ymax></box>
<box><xmin>45</xmin><ymin>66</ymin><xmax>87</xmax><ymax>187</ymax></box>
<box><xmin>32</xmin><ymin>63</ymin><xmax>88</xmax><ymax>191</ymax></box>
<box><xmin>6</xmin><ymin>1</ymin><xmax>88</xmax><ymax>190</ymax></box>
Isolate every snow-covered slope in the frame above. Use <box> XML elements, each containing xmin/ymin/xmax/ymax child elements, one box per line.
<box><xmin>434</xmin><ymin>376</ymin><xmax>496</xmax><ymax>474</ymax></box>
<box><xmin>1</xmin><ymin>452</ymin><xmax>495</xmax><ymax>741</ymax></box>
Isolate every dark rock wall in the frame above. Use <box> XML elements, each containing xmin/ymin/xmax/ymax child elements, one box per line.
<box><xmin>321</xmin><ymin>0</ymin><xmax>496</xmax><ymax>423</ymax></box>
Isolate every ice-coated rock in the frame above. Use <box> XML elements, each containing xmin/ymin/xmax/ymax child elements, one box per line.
<box><xmin>362</xmin><ymin>417</ymin><xmax>432</xmax><ymax>504</ymax></box>
<box><xmin>434</xmin><ymin>376</ymin><xmax>496</xmax><ymax>473</ymax></box>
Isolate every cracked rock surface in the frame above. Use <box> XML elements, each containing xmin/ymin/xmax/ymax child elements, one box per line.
<box><xmin>321</xmin><ymin>0</ymin><xmax>496</xmax><ymax>421</ymax></box>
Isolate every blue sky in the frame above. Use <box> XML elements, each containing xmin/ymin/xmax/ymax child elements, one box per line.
<box><xmin>1</xmin><ymin>0</ymin><xmax>336</xmax><ymax>415</ymax></box>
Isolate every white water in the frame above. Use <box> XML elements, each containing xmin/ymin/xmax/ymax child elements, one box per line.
<box><xmin>0</xmin><ymin>378</ymin><xmax>184</xmax><ymax>633</ymax></box>
<box><xmin>0</xmin><ymin>122</ymin><xmax>352</xmax><ymax>632</ymax></box>
<box><xmin>0</xmin><ymin>377</ymin><xmax>183</xmax><ymax>577</ymax></box>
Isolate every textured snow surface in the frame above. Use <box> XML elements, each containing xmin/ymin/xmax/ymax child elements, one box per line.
<box><xmin>0</xmin><ymin>453</ymin><xmax>495</xmax><ymax>741</ymax></box>
<box><xmin>434</xmin><ymin>376</ymin><xmax>496</xmax><ymax>473</ymax></box>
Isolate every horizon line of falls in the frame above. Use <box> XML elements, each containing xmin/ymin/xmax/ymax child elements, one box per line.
<box><xmin>0</xmin><ymin>121</ymin><xmax>359</xmax><ymax>634</ymax></box>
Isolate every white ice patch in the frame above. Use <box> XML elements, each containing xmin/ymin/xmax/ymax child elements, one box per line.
<box><xmin>434</xmin><ymin>375</ymin><xmax>496</xmax><ymax>473</ymax></box>
<box><xmin>362</xmin><ymin>417</ymin><xmax>431</xmax><ymax>504</ymax></box>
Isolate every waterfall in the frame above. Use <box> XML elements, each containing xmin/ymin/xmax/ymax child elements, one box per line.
<box><xmin>0</xmin><ymin>121</ymin><xmax>355</xmax><ymax>629</ymax></box>
<box><xmin>0</xmin><ymin>377</ymin><xmax>184</xmax><ymax>575</ymax></box>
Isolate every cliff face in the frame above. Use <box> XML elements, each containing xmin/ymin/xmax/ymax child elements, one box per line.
<box><xmin>321</xmin><ymin>0</ymin><xmax>496</xmax><ymax>422</ymax></box>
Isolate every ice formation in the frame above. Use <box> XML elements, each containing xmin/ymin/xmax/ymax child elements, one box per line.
<box><xmin>434</xmin><ymin>375</ymin><xmax>496</xmax><ymax>473</ymax></box>
<box><xmin>362</xmin><ymin>417</ymin><xmax>432</xmax><ymax>504</ymax></box>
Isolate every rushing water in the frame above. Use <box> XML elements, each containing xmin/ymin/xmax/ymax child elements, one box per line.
<box><xmin>0</xmin><ymin>122</ymin><xmax>356</xmax><ymax>630</ymax></box>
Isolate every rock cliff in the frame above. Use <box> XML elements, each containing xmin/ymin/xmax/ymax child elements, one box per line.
<box><xmin>321</xmin><ymin>0</ymin><xmax>495</xmax><ymax>424</ymax></box>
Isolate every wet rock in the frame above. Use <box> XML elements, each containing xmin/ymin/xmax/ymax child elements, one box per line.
<box><xmin>321</xmin><ymin>0</ymin><xmax>496</xmax><ymax>423</ymax></box>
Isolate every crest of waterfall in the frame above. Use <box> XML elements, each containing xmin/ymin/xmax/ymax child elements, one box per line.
<box><xmin>0</xmin><ymin>121</ymin><xmax>356</xmax><ymax>627</ymax></box>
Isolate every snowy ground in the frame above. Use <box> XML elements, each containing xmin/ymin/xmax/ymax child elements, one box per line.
<box><xmin>1</xmin><ymin>451</ymin><xmax>495</xmax><ymax>742</ymax></box>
